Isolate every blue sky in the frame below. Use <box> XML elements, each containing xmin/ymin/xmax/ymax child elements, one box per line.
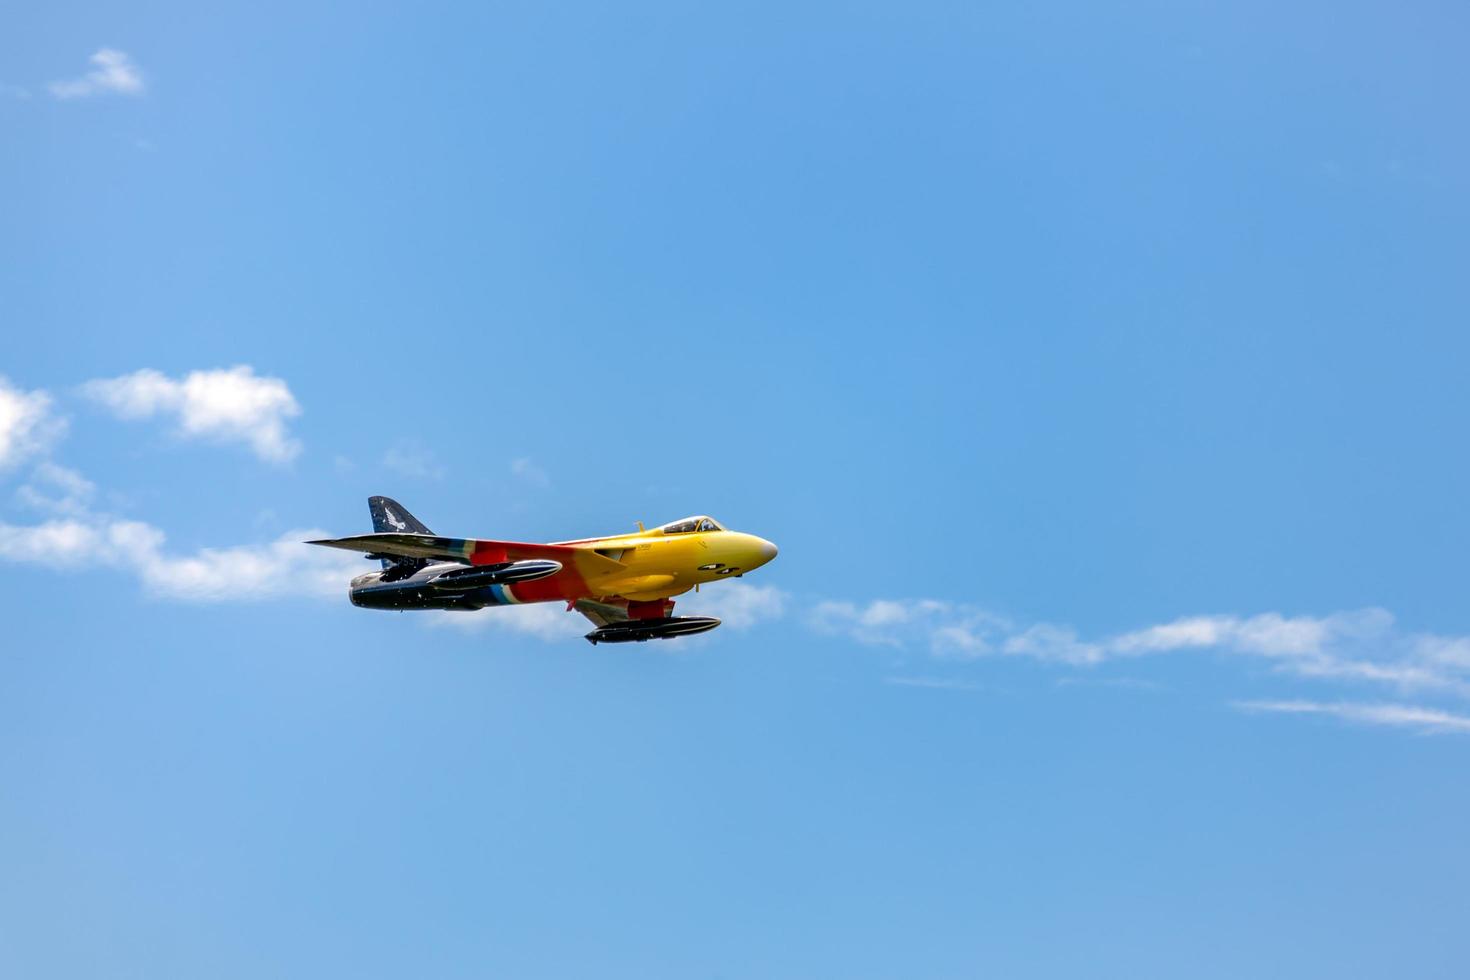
<box><xmin>3</xmin><ymin>2</ymin><xmax>1469</xmax><ymax>976</ymax></box>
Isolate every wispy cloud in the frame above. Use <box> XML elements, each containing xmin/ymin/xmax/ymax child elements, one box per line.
<box><xmin>0</xmin><ymin>378</ymin><xmax>65</xmax><ymax>470</ymax></box>
<box><xmin>510</xmin><ymin>457</ymin><xmax>550</xmax><ymax>489</ymax></box>
<box><xmin>0</xmin><ymin>83</ymin><xmax>31</xmax><ymax>100</ymax></box>
<box><xmin>1108</xmin><ymin>609</ymin><xmax>1470</xmax><ymax>697</ymax></box>
<box><xmin>1055</xmin><ymin>676</ymin><xmax>1164</xmax><ymax>692</ymax></box>
<box><xmin>810</xmin><ymin>598</ymin><xmax>964</xmax><ymax>649</ymax></box>
<box><xmin>682</xmin><ymin>581</ymin><xmax>787</xmax><ymax>630</ymax></box>
<box><xmin>0</xmin><ymin>511</ymin><xmax>361</xmax><ymax>601</ymax></box>
<box><xmin>382</xmin><ymin>444</ymin><xmax>445</xmax><ymax>480</ymax></box>
<box><xmin>811</xmin><ymin>599</ymin><xmax>1104</xmax><ymax>663</ymax></box>
<box><xmin>1002</xmin><ymin>622</ymin><xmax>1105</xmax><ymax>665</ymax></box>
<box><xmin>49</xmin><ymin>49</ymin><xmax>144</xmax><ymax>100</ymax></box>
<box><xmin>133</xmin><ymin>527</ymin><xmax>362</xmax><ymax>601</ymax></box>
<box><xmin>807</xmin><ymin>596</ymin><xmax>1470</xmax><ymax>733</ymax></box>
<box><xmin>1233</xmin><ymin>700</ymin><xmax>1470</xmax><ymax>735</ymax></box>
<box><xmin>82</xmin><ymin>366</ymin><xmax>302</xmax><ymax>463</ymax></box>
<box><xmin>810</xmin><ymin>599</ymin><xmax>1470</xmax><ymax>697</ymax></box>
<box><xmin>427</xmin><ymin>603</ymin><xmax>587</xmax><ymax>642</ymax></box>
<box><xmin>15</xmin><ymin>462</ymin><xmax>96</xmax><ymax>515</ymax></box>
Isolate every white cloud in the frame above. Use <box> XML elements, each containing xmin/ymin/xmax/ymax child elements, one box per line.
<box><xmin>82</xmin><ymin>366</ymin><xmax>302</xmax><ymax>463</ymax></box>
<box><xmin>810</xmin><ymin>598</ymin><xmax>963</xmax><ymax>648</ymax></box>
<box><xmin>1002</xmin><ymin>623</ymin><xmax>1104</xmax><ymax>665</ymax></box>
<box><xmin>0</xmin><ymin>517</ymin><xmax>102</xmax><ymax>567</ymax></box>
<box><xmin>1414</xmin><ymin>634</ymin><xmax>1470</xmax><ymax>670</ymax></box>
<box><xmin>134</xmin><ymin>527</ymin><xmax>361</xmax><ymax>601</ymax></box>
<box><xmin>1109</xmin><ymin>610</ymin><xmax>1385</xmax><ymax>659</ymax></box>
<box><xmin>0</xmin><ymin>513</ymin><xmax>362</xmax><ymax>601</ymax></box>
<box><xmin>1107</xmin><ymin>615</ymin><xmax>1234</xmax><ymax>653</ymax></box>
<box><xmin>810</xmin><ymin>600</ymin><xmax>862</xmax><ymax>632</ymax></box>
<box><xmin>510</xmin><ymin>457</ymin><xmax>550</xmax><ymax>488</ymax></box>
<box><xmin>428</xmin><ymin>603</ymin><xmax>587</xmax><ymax>642</ymax></box>
<box><xmin>49</xmin><ymin>48</ymin><xmax>144</xmax><ymax>99</ymax></box>
<box><xmin>0</xmin><ymin>378</ymin><xmax>64</xmax><ymax>470</ymax></box>
<box><xmin>1233</xmin><ymin>700</ymin><xmax>1470</xmax><ymax>735</ymax></box>
<box><xmin>0</xmin><ymin>371</ymin><xmax>350</xmax><ymax>598</ymax></box>
<box><xmin>812</xmin><ymin>599</ymin><xmax>1470</xmax><ymax>694</ymax></box>
<box><xmin>1106</xmin><ymin>608</ymin><xmax>1470</xmax><ymax>697</ymax></box>
<box><xmin>681</xmin><ymin>581</ymin><xmax>787</xmax><ymax>630</ymax></box>
<box><xmin>806</xmin><ymin>595</ymin><xmax>1470</xmax><ymax>733</ymax></box>
<box><xmin>429</xmin><ymin>581</ymin><xmax>790</xmax><ymax>642</ymax></box>
<box><xmin>15</xmin><ymin>462</ymin><xmax>96</xmax><ymax>515</ymax></box>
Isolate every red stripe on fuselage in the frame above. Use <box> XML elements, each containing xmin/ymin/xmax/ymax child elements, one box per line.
<box><xmin>471</xmin><ymin>545</ymin><xmax>508</xmax><ymax>565</ymax></box>
<box><xmin>465</xmin><ymin>542</ymin><xmax>595</xmax><ymax>603</ymax></box>
<box><xmin>508</xmin><ymin>572</ymin><xmax>583</xmax><ymax>603</ymax></box>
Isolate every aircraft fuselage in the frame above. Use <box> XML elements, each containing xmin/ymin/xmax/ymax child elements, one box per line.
<box><xmin>310</xmin><ymin>500</ymin><xmax>778</xmax><ymax>642</ymax></box>
<box><xmin>347</xmin><ymin>525</ymin><xmax>777</xmax><ymax>612</ymax></box>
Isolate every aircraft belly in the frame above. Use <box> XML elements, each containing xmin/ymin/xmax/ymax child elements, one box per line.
<box><xmin>510</xmin><ymin>574</ymin><xmax>579</xmax><ymax>603</ymax></box>
<box><xmin>623</xmin><ymin>584</ymin><xmax>692</xmax><ymax>601</ymax></box>
<box><xmin>601</xmin><ymin>574</ymin><xmax>692</xmax><ymax>601</ymax></box>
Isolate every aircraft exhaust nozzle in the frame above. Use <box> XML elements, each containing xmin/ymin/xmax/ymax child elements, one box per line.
<box><xmin>428</xmin><ymin>560</ymin><xmax>562</xmax><ymax>591</ymax></box>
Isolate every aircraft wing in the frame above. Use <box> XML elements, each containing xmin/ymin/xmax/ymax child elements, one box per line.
<box><xmin>306</xmin><ymin>532</ymin><xmax>626</xmax><ymax>574</ymax></box>
<box><xmin>572</xmin><ymin>598</ymin><xmax>630</xmax><ymax>628</ymax></box>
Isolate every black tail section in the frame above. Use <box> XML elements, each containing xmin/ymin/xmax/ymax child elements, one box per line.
<box><xmin>369</xmin><ymin>496</ymin><xmax>433</xmax><ymax>535</ymax></box>
<box><xmin>367</xmin><ymin>496</ymin><xmax>433</xmax><ymax>573</ymax></box>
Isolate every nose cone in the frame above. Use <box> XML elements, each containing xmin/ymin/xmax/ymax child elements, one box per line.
<box><xmin>726</xmin><ymin>533</ymin><xmax>779</xmax><ymax>574</ymax></box>
<box><xmin>744</xmin><ymin>535</ymin><xmax>778</xmax><ymax>570</ymax></box>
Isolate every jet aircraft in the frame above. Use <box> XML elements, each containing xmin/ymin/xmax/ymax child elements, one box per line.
<box><xmin>307</xmin><ymin>497</ymin><xmax>779</xmax><ymax>644</ymax></box>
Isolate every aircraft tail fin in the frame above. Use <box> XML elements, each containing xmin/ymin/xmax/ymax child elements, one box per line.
<box><xmin>369</xmin><ymin>496</ymin><xmax>433</xmax><ymax>535</ymax></box>
<box><xmin>367</xmin><ymin>496</ymin><xmax>432</xmax><ymax>571</ymax></box>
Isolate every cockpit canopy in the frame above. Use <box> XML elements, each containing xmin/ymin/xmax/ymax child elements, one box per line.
<box><xmin>659</xmin><ymin>515</ymin><xmax>725</xmax><ymax>535</ymax></box>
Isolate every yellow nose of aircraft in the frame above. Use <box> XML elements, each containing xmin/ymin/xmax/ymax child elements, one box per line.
<box><xmin>737</xmin><ymin>533</ymin><xmax>779</xmax><ymax>571</ymax></box>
